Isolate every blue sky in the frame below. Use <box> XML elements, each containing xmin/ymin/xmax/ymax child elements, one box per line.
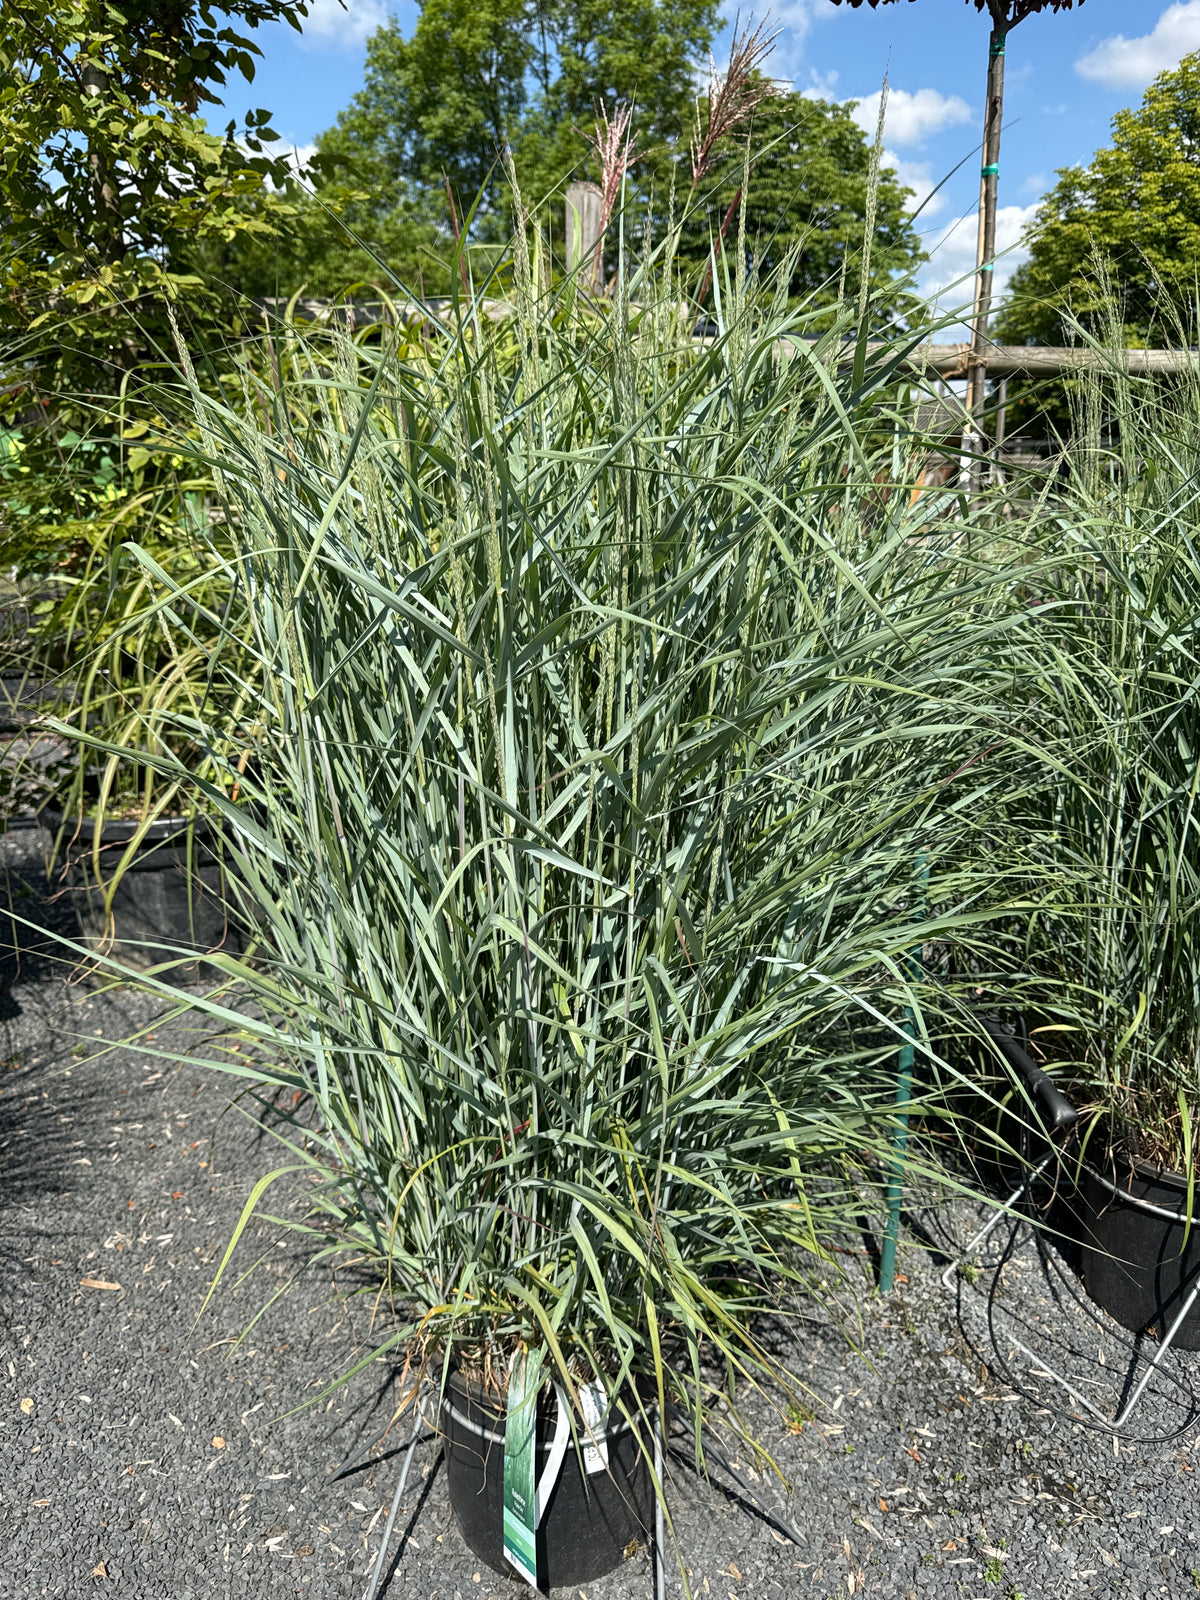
<box><xmin>223</xmin><ymin>0</ymin><xmax>1200</xmax><ymax>323</ymax></box>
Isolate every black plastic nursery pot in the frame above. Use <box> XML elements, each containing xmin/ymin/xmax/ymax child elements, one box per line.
<box><xmin>39</xmin><ymin>806</ymin><xmax>243</xmax><ymax>980</ymax></box>
<box><xmin>949</xmin><ymin>1012</ymin><xmax>1200</xmax><ymax>1347</ymax></box>
<box><xmin>441</xmin><ymin>1370</ymin><xmax>653</xmax><ymax>1589</ymax></box>
<box><xmin>1075</xmin><ymin>1156</ymin><xmax>1200</xmax><ymax>1351</ymax></box>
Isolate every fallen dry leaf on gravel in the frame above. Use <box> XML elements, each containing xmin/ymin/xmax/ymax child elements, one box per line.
<box><xmin>80</xmin><ymin>1278</ymin><xmax>121</xmax><ymax>1291</ymax></box>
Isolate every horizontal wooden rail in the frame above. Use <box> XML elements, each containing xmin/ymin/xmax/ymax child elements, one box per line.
<box><xmin>887</xmin><ymin>342</ymin><xmax>1200</xmax><ymax>379</ymax></box>
<box><xmin>252</xmin><ymin>300</ymin><xmax>1199</xmax><ymax>378</ymax></box>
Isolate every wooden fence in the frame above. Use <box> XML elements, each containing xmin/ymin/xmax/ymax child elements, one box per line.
<box><xmin>252</xmin><ymin>300</ymin><xmax>1198</xmax><ymax>380</ymax></box>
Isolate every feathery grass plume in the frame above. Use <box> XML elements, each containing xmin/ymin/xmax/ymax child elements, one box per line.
<box><xmin>45</xmin><ymin>235</ymin><xmax>1049</xmax><ymax>1557</ymax></box>
<box><xmin>688</xmin><ymin>17</ymin><xmax>783</xmax><ymax>313</ymax></box>
<box><xmin>689</xmin><ymin>14</ymin><xmax>781</xmax><ymax>188</ymax></box>
<box><xmin>585</xmin><ymin>100</ymin><xmax>642</xmax><ymax>286</ymax></box>
<box><xmin>852</xmin><ymin>75</ymin><xmax>889</xmax><ymax>390</ymax></box>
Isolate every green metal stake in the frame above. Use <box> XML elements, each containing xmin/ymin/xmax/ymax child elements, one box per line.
<box><xmin>879</xmin><ymin>852</ymin><xmax>928</xmax><ymax>1294</ymax></box>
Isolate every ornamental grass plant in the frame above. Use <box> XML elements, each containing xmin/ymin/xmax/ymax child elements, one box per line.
<box><xmin>50</xmin><ymin>223</ymin><xmax>1045</xmax><ymax>1503</ymax></box>
<box><xmin>1008</xmin><ymin>309</ymin><xmax>1200</xmax><ymax>1176</ymax></box>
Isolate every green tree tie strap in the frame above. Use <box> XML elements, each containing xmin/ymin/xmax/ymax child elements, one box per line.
<box><xmin>981</xmin><ymin>164</ymin><xmax>999</xmax><ymax>177</ymax></box>
<box><xmin>991</xmin><ymin>33</ymin><xmax>1007</xmax><ymax>56</ymax></box>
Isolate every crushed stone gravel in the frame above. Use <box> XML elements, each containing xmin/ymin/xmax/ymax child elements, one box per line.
<box><xmin>3</xmin><ymin>828</ymin><xmax>1200</xmax><ymax>1599</ymax></box>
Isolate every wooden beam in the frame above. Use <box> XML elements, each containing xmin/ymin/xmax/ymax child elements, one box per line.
<box><xmin>250</xmin><ymin>302</ymin><xmax>1200</xmax><ymax>379</ymax></box>
<box><xmin>889</xmin><ymin>342</ymin><xmax>1200</xmax><ymax>378</ymax></box>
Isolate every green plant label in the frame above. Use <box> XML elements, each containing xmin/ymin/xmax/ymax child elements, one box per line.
<box><xmin>503</xmin><ymin>1347</ymin><xmax>542</xmax><ymax>1587</ymax></box>
<box><xmin>579</xmin><ymin>1379</ymin><xmax>609</xmax><ymax>1474</ymax></box>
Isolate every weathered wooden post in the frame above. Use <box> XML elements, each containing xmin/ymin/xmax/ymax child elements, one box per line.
<box><xmin>565</xmin><ymin>181</ymin><xmax>604</xmax><ymax>292</ymax></box>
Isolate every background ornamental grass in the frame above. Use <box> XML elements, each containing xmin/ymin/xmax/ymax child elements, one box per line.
<box><xmin>1000</xmin><ymin>311</ymin><xmax>1200</xmax><ymax>1173</ymax></box>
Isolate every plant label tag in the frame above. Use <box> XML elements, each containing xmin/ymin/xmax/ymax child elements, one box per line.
<box><xmin>579</xmin><ymin>1380</ymin><xmax>609</xmax><ymax>1474</ymax></box>
<box><xmin>502</xmin><ymin>1348</ymin><xmax>542</xmax><ymax>1588</ymax></box>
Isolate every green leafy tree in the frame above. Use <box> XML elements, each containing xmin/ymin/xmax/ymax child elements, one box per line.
<box><xmin>216</xmin><ymin>17</ymin><xmax>923</xmax><ymax>309</ymax></box>
<box><xmin>512</xmin><ymin>0</ymin><xmax>720</xmax><ymax>202</ymax></box>
<box><xmin>193</xmin><ymin>179</ymin><xmax>456</xmax><ymax>302</ymax></box>
<box><xmin>675</xmin><ymin>92</ymin><xmax>924</xmax><ymax>312</ymax></box>
<box><xmin>216</xmin><ymin>0</ymin><xmax>720</xmax><ymax>301</ymax></box>
<box><xmin>0</xmin><ymin>0</ymin><xmax>308</xmax><ymax>399</ymax></box>
<box><xmin>323</xmin><ymin>0</ymin><xmax>535</xmax><ymax>210</ymax></box>
<box><xmin>997</xmin><ymin>51</ymin><xmax>1200</xmax><ymax>347</ymax></box>
<box><xmin>0</xmin><ymin>0</ymin><xmax>313</xmax><ymax>608</ymax></box>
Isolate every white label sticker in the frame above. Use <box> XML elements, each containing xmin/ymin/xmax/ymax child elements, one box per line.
<box><xmin>579</xmin><ymin>1381</ymin><xmax>609</xmax><ymax>1474</ymax></box>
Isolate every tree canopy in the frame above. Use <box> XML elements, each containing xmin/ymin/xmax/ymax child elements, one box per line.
<box><xmin>0</xmin><ymin>0</ymin><xmax>307</xmax><ymax>399</ymax></box>
<box><xmin>996</xmin><ymin>51</ymin><xmax>1200</xmax><ymax>347</ymax></box>
<box><xmin>674</xmin><ymin>93</ymin><xmax>923</xmax><ymax>311</ymax></box>
<box><xmin>214</xmin><ymin>10</ymin><xmax>925</xmax><ymax>311</ymax></box>
<box><xmin>330</xmin><ymin>0</ymin><xmax>714</xmax><ymax>216</ymax></box>
<box><xmin>210</xmin><ymin>0</ymin><xmax>722</xmax><ymax>300</ymax></box>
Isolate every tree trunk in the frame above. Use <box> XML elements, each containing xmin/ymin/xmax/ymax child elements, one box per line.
<box><xmin>963</xmin><ymin>25</ymin><xmax>1006</xmax><ymax>477</ymax></box>
<box><xmin>81</xmin><ymin>60</ymin><xmax>125</xmax><ymax>265</ymax></box>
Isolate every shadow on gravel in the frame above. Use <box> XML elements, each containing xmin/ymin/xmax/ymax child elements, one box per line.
<box><xmin>0</xmin><ymin>1054</ymin><xmax>118</xmax><ymax>1280</ymax></box>
<box><xmin>0</xmin><ymin>828</ymin><xmax>82</xmax><ymax>1013</ymax></box>
<box><xmin>375</xmin><ymin>1452</ymin><xmax>443</xmax><ymax>1599</ymax></box>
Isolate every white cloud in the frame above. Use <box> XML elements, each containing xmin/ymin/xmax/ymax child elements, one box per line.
<box><xmin>1075</xmin><ymin>1</ymin><xmax>1200</xmax><ymax>90</ymax></box>
<box><xmin>793</xmin><ymin>82</ymin><xmax>969</xmax><ymax>216</ymax></box>
<box><xmin>919</xmin><ymin>202</ymin><xmax>1039</xmax><ymax>338</ymax></box>
<box><xmin>276</xmin><ymin>141</ymin><xmax>318</xmax><ymax>173</ymax></box>
<box><xmin>803</xmin><ymin>67</ymin><xmax>840</xmax><ymax>99</ymax></box>
<box><xmin>772</xmin><ymin>0</ymin><xmax>818</xmax><ymax>43</ymax></box>
<box><xmin>765</xmin><ymin>0</ymin><xmax>843</xmax><ymax>79</ymax></box>
<box><xmin>849</xmin><ymin>87</ymin><xmax>973</xmax><ymax>147</ymax></box>
<box><xmin>299</xmin><ymin>0</ymin><xmax>387</xmax><ymax>45</ymax></box>
<box><xmin>883</xmin><ymin>153</ymin><xmax>946</xmax><ymax>217</ymax></box>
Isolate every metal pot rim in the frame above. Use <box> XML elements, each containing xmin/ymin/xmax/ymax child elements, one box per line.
<box><xmin>1080</xmin><ymin>1155</ymin><xmax>1194</xmax><ymax>1224</ymax></box>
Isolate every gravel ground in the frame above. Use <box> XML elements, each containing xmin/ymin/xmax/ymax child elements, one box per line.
<box><xmin>3</xmin><ymin>828</ymin><xmax>1200</xmax><ymax>1600</ymax></box>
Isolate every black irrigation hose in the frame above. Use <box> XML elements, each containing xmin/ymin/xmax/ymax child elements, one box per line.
<box><xmin>977</xmin><ymin>1197</ymin><xmax>1200</xmax><ymax>1445</ymax></box>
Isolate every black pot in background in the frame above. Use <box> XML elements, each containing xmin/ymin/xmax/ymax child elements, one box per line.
<box><xmin>441</xmin><ymin>1370</ymin><xmax>652</xmax><ymax>1589</ymax></box>
<box><xmin>1075</xmin><ymin>1156</ymin><xmax>1200</xmax><ymax>1351</ymax></box>
<box><xmin>947</xmin><ymin>1017</ymin><xmax>1078</xmax><ymax>1200</ymax></box>
<box><xmin>39</xmin><ymin>806</ymin><xmax>244</xmax><ymax>982</ymax></box>
<box><xmin>942</xmin><ymin>1010</ymin><xmax>1200</xmax><ymax>1346</ymax></box>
